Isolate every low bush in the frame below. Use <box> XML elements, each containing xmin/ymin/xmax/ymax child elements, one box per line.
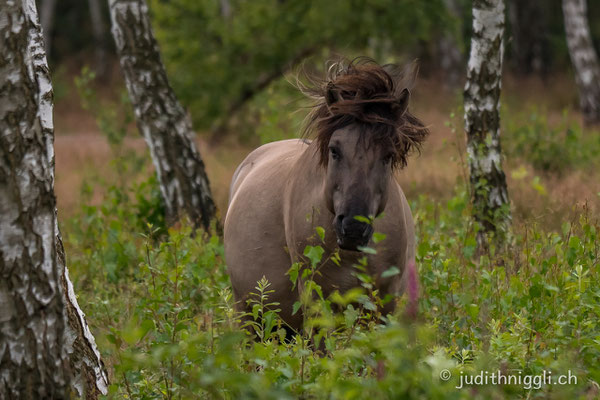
<box><xmin>503</xmin><ymin>108</ymin><xmax>600</xmax><ymax>174</ymax></box>
<box><xmin>64</xmin><ymin>174</ymin><xmax>599</xmax><ymax>399</ymax></box>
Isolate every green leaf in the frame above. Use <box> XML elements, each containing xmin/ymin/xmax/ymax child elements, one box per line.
<box><xmin>304</xmin><ymin>245</ymin><xmax>324</xmax><ymax>266</ymax></box>
<box><xmin>314</xmin><ymin>284</ymin><xmax>324</xmax><ymax>300</ymax></box>
<box><xmin>252</xmin><ymin>304</ymin><xmax>260</xmax><ymax>320</ymax></box>
<box><xmin>331</xmin><ymin>251</ymin><xmax>341</xmax><ymax>266</ymax></box>
<box><xmin>287</xmin><ymin>263</ymin><xmax>300</xmax><ymax>286</ymax></box>
<box><xmin>316</xmin><ymin>226</ymin><xmax>325</xmax><ymax>242</ymax></box>
<box><xmin>467</xmin><ymin>304</ymin><xmax>479</xmax><ymax>320</ymax></box>
<box><xmin>373</xmin><ymin>232</ymin><xmax>387</xmax><ymax>243</ymax></box>
<box><xmin>292</xmin><ymin>301</ymin><xmax>302</xmax><ymax>315</ymax></box>
<box><xmin>381</xmin><ymin>266</ymin><xmax>400</xmax><ymax>278</ymax></box>
<box><xmin>344</xmin><ymin>305</ymin><xmax>359</xmax><ymax>327</ymax></box>
<box><xmin>357</xmin><ymin>246</ymin><xmax>377</xmax><ymax>254</ymax></box>
<box><xmin>353</xmin><ymin>215</ymin><xmax>371</xmax><ymax>224</ymax></box>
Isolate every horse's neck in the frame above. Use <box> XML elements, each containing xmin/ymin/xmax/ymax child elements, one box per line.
<box><xmin>283</xmin><ymin>142</ymin><xmax>334</xmax><ymax>256</ymax></box>
<box><xmin>290</xmin><ymin>140</ymin><xmax>322</xmax><ymax>179</ymax></box>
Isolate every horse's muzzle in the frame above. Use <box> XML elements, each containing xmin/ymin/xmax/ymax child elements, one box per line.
<box><xmin>334</xmin><ymin>215</ymin><xmax>373</xmax><ymax>251</ymax></box>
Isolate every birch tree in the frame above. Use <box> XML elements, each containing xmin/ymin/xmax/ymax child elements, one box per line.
<box><xmin>464</xmin><ymin>0</ymin><xmax>510</xmax><ymax>245</ymax></box>
<box><xmin>562</xmin><ymin>0</ymin><xmax>600</xmax><ymax>125</ymax></box>
<box><xmin>109</xmin><ymin>0</ymin><xmax>218</xmax><ymax>231</ymax></box>
<box><xmin>0</xmin><ymin>1</ymin><xmax>108</xmax><ymax>398</ymax></box>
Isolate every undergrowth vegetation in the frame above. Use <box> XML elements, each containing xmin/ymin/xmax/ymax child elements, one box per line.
<box><xmin>503</xmin><ymin>108</ymin><xmax>600</xmax><ymax>174</ymax></box>
<box><xmin>64</xmin><ymin>162</ymin><xmax>599</xmax><ymax>399</ymax></box>
<box><xmin>63</xmin><ymin>83</ymin><xmax>599</xmax><ymax>398</ymax></box>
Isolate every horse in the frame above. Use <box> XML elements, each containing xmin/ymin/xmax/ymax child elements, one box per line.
<box><xmin>224</xmin><ymin>59</ymin><xmax>429</xmax><ymax>333</ymax></box>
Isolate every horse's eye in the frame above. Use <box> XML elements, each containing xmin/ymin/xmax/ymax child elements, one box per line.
<box><xmin>329</xmin><ymin>147</ymin><xmax>341</xmax><ymax>161</ymax></box>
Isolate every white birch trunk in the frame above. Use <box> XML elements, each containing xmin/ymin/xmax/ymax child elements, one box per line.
<box><xmin>0</xmin><ymin>1</ymin><xmax>108</xmax><ymax>398</ymax></box>
<box><xmin>562</xmin><ymin>0</ymin><xmax>600</xmax><ymax>124</ymax></box>
<box><xmin>108</xmin><ymin>0</ymin><xmax>218</xmax><ymax>231</ymax></box>
<box><xmin>464</xmin><ymin>0</ymin><xmax>511</xmax><ymax>245</ymax></box>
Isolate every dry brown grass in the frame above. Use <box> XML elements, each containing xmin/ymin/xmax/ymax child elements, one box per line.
<box><xmin>53</xmin><ymin>73</ymin><xmax>599</xmax><ymax>228</ymax></box>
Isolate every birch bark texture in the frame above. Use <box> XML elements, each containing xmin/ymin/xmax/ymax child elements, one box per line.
<box><xmin>0</xmin><ymin>1</ymin><xmax>108</xmax><ymax>398</ymax></box>
<box><xmin>464</xmin><ymin>0</ymin><xmax>510</xmax><ymax>244</ymax></box>
<box><xmin>109</xmin><ymin>0</ymin><xmax>217</xmax><ymax>230</ymax></box>
<box><xmin>562</xmin><ymin>0</ymin><xmax>600</xmax><ymax>125</ymax></box>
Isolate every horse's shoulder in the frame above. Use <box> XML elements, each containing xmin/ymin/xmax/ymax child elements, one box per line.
<box><xmin>229</xmin><ymin>139</ymin><xmax>308</xmax><ymax>204</ymax></box>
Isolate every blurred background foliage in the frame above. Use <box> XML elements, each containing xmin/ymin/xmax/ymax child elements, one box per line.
<box><xmin>147</xmin><ymin>0</ymin><xmax>447</xmax><ymax>132</ymax></box>
<box><xmin>41</xmin><ymin>0</ymin><xmax>600</xmax><ymax>140</ymax></box>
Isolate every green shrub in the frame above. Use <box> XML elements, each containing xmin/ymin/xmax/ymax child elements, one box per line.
<box><xmin>503</xmin><ymin>108</ymin><xmax>600</xmax><ymax>173</ymax></box>
<box><xmin>63</xmin><ymin>173</ymin><xmax>599</xmax><ymax>398</ymax></box>
<box><xmin>62</xmin><ymin>95</ymin><xmax>598</xmax><ymax>397</ymax></box>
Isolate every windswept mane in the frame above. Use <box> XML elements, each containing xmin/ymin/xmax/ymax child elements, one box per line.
<box><xmin>298</xmin><ymin>58</ymin><xmax>429</xmax><ymax>169</ymax></box>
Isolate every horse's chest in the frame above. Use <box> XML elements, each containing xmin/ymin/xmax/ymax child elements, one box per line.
<box><xmin>315</xmin><ymin>263</ymin><xmax>362</xmax><ymax>297</ymax></box>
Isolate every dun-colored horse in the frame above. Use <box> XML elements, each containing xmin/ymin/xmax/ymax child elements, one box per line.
<box><xmin>224</xmin><ymin>59</ymin><xmax>429</xmax><ymax>332</ymax></box>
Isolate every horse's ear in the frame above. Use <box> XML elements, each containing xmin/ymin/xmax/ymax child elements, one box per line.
<box><xmin>396</xmin><ymin>88</ymin><xmax>410</xmax><ymax>116</ymax></box>
<box><xmin>325</xmin><ymin>82</ymin><xmax>343</xmax><ymax>106</ymax></box>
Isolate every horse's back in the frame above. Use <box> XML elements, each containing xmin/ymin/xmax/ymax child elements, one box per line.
<box><xmin>227</xmin><ymin>139</ymin><xmax>309</xmax><ymax>210</ymax></box>
<box><xmin>224</xmin><ymin>138</ymin><xmax>309</xmax><ymax>328</ymax></box>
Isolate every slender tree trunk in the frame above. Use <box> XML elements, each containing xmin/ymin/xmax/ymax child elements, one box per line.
<box><xmin>464</xmin><ymin>0</ymin><xmax>511</xmax><ymax>246</ymax></box>
<box><xmin>88</xmin><ymin>0</ymin><xmax>109</xmax><ymax>79</ymax></box>
<box><xmin>438</xmin><ymin>0</ymin><xmax>464</xmax><ymax>87</ymax></box>
<box><xmin>108</xmin><ymin>0</ymin><xmax>218</xmax><ymax>231</ymax></box>
<box><xmin>220</xmin><ymin>0</ymin><xmax>232</xmax><ymax>19</ymax></box>
<box><xmin>562</xmin><ymin>0</ymin><xmax>600</xmax><ymax>125</ymax></box>
<box><xmin>0</xmin><ymin>1</ymin><xmax>108</xmax><ymax>398</ymax></box>
<box><xmin>508</xmin><ymin>0</ymin><xmax>547</xmax><ymax>75</ymax></box>
<box><xmin>39</xmin><ymin>0</ymin><xmax>57</xmax><ymax>57</ymax></box>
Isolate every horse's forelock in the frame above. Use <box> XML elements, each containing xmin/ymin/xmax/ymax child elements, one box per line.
<box><xmin>300</xmin><ymin>58</ymin><xmax>429</xmax><ymax>169</ymax></box>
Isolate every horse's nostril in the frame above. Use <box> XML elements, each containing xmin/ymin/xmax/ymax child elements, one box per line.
<box><xmin>336</xmin><ymin>215</ymin><xmax>345</xmax><ymax>235</ymax></box>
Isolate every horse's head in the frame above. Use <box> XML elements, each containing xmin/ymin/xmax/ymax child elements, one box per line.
<box><xmin>301</xmin><ymin>58</ymin><xmax>429</xmax><ymax>251</ymax></box>
<box><xmin>323</xmin><ymin>124</ymin><xmax>393</xmax><ymax>249</ymax></box>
